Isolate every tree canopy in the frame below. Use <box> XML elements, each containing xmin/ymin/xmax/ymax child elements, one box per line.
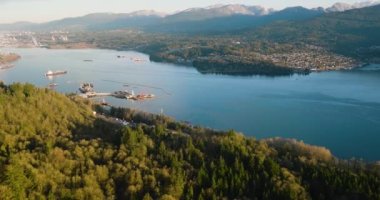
<box><xmin>0</xmin><ymin>83</ymin><xmax>379</xmax><ymax>199</ymax></box>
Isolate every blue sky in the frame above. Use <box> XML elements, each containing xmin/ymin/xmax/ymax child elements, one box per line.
<box><xmin>0</xmin><ymin>0</ymin><xmax>366</xmax><ymax>23</ymax></box>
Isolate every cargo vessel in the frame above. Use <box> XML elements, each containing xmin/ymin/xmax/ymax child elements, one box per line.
<box><xmin>45</xmin><ymin>70</ymin><xmax>67</xmax><ymax>76</ymax></box>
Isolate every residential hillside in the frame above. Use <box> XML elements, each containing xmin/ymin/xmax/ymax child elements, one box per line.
<box><xmin>0</xmin><ymin>4</ymin><xmax>379</xmax><ymax>75</ymax></box>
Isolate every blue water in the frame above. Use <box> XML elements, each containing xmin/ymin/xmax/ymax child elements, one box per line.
<box><xmin>1</xmin><ymin>48</ymin><xmax>380</xmax><ymax>161</ymax></box>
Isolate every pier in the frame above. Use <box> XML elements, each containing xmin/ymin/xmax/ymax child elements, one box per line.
<box><xmin>78</xmin><ymin>83</ymin><xmax>156</xmax><ymax>101</ymax></box>
<box><xmin>80</xmin><ymin>92</ymin><xmax>112</xmax><ymax>98</ymax></box>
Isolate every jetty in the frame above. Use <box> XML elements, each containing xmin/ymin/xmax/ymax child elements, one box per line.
<box><xmin>80</xmin><ymin>92</ymin><xmax>112</xmax><ymax>98</ymax></box>
<box><xmin>81</xmin><ymin>90</ymin><xmax>155</xmax><ymax>101</ymax></box>
<box><xmin>78</xmin><ymin>83</ymin><xmax>155</xmax><ymax>101</ymax></box>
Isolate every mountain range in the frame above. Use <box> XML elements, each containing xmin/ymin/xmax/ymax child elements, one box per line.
<box><xmin>0</xmin><ymin>1</ymin><xmax>379</xmax><ymax>33</ymax></box>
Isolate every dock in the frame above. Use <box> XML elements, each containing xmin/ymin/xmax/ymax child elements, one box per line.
<box><xmin>80</xmin><ymin>92</ymin><xmax>112</xmax><ymax>98</ymax></box>
<box><xmin>77</xmin><ymin>83</ymin><xmax>155</xmax><ymax>101</ymax></box>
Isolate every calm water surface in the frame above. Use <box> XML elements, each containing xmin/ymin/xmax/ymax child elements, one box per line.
<box><xmin>1</xmin><ymin>48</ymin><xmax>380</xmax><ymax>161</ymax></box>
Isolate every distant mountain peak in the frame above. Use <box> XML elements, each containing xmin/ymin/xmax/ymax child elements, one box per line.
<box><xmin>128</xmin><ymin>10</ymin><xmax>166</xmax><ymax>17</ymax></box>
<box><xmin>326</xmin><ymin>0</ymin><xmax>380</xmax><ymax>12</ymax></box>
<box><xmin>281</xmin><ymin>6</ymin><xmax>309</xmax><ymax>11</ymax></box>
<box><xmin>205</xmin><ymin>4</ymin><xmax>225</xmax><ymax>9</ymax></box>
<box><xmin>168</xmin><ymin>4</ymin><xmax>274</xmax><ymax>23</ymax></box>
<box><xmin>81</xmin><ymin>10</ymin><xmax>166</xmax><ymax>18</ymax></box>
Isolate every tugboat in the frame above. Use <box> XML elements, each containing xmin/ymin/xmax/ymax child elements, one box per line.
<box><xmin>100</xmin><ymin>98</ymin><xmax>110</xmax><ymax>106</ymax></box>
<box><xmin>112</xmin><ymin>90</ymin><xmax>132</xmax><ymax>99</ymax></box>
<box><xmin>131</xmin><ymin>93</ymin><xmax>155</xmax><ymax>101</ymax></box>
<box><xmin>79</xmin><ymin>83</ymin><xmax>94</xmax><ymax>93</ymax></box>
<box><xmin>48</xmin><ymin>83</ymin><xmax>58</xmax><ymax>87</ymax></box>
<box><xmin>45</xmin><ymin>70</ymin><xmax>67</xmax><ymax>76</ymax></box>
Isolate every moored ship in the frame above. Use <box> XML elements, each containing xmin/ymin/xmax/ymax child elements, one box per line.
<box><xmin>79</xmin><ymin>83</ymin><xmax>94</xmax><ymax>93</ymax></box>
<box><xmin>130</xmin><ymin>93</ymin><xmax>155</xmax><ymax>100</ymax></box>
<box><xmin>45</xmin><ymin>70</ymin><xmax>67</xmax><ymax>76</ymax></box>
<box><xmin>112</xmin><ymin>90</ymin><xmax>133</xmax><ymax>99</ymax></box>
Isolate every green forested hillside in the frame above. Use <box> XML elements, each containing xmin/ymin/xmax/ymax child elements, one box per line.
<box><xmin>0</xmin><ymin>83</ymin><xmax>379</xmax><ymax>199</ymax></box>
<box><xmin>250</xmin><ymin>5</ymin><xmax>380</xmax><ymax>60</ymax></box>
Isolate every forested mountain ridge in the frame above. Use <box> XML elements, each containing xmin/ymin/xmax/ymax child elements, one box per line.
<box><xmin>145</xmin><ymin>6</ymin><xmax>324</xmax><ymax>33</ymax></box>
<box><xmin>0</xmin><ymin>82</ymin><xmax>379</xmax><ymax>199</ymax></box>
<box><xmin>248</xmin><ymin>5</ymin><xmax>380</xmax><ymax>61</ymax></box>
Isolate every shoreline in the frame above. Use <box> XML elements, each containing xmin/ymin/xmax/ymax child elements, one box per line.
<box><xmin>96</xmin><ymin>103</ymin><xmax>380</xmax><ymax>163</ymax></box>
<box><xmin>0</xmin><ymin>48</ymin><xmax>378</xmax><ymax>161</ymax></box>
<box><xmin>147</xmin><ymin>52</ymin><xmax>364</xmax><ymax>76</ymax></box>
<box><xmin>3</xmin><ymin>45</ymin><xmax>370</xmax><ymax>76</ymax></box>
<box><xmin>1</xmin><ymin>46</ymin><xmax>374</xmax><ymax>76</ymax></box>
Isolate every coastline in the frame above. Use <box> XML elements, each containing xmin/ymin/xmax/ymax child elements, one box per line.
<box><xmin>1</xmin><ymin>33</ymin><xmax>357</xmax><ymax>75</ymax></box>
<box><xmin>98</xmin><ymin>104</ymin><xmax>380</xmax><ymax>163</ymax></box>
<box><xmin>0</xmin><ymin>50</ymin><xmax>378</xmax><ymax>161</ymax></box>
<box><xmin>111</xmin><ymin>44</ymin><xmax>369</xmax><ymax>76</ymax></box>
<box><xmin>1</xmin><ymin>45</ymin><xmax>373</xmax><ymax>77</ymax></box>
<box><xmin>149</xmin><ymin>52</ymin><xmax>364</xmax><ymax>75</ymax></box>
<box><xmin>3</xmin><ymin>45</ymin><xmax>371</xmax><ymax>76</ymax></box>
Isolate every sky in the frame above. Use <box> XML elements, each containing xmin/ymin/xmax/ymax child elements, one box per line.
<box><xmin>0</xmin><ymin>0</ymin><xmax>370</xmax><ymax>23</ymax></box>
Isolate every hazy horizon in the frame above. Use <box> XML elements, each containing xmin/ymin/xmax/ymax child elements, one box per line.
<box><xmin>0</xmin><ymin>0</ymin><xmax>376</xmax><ymax>24</ymax></box>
